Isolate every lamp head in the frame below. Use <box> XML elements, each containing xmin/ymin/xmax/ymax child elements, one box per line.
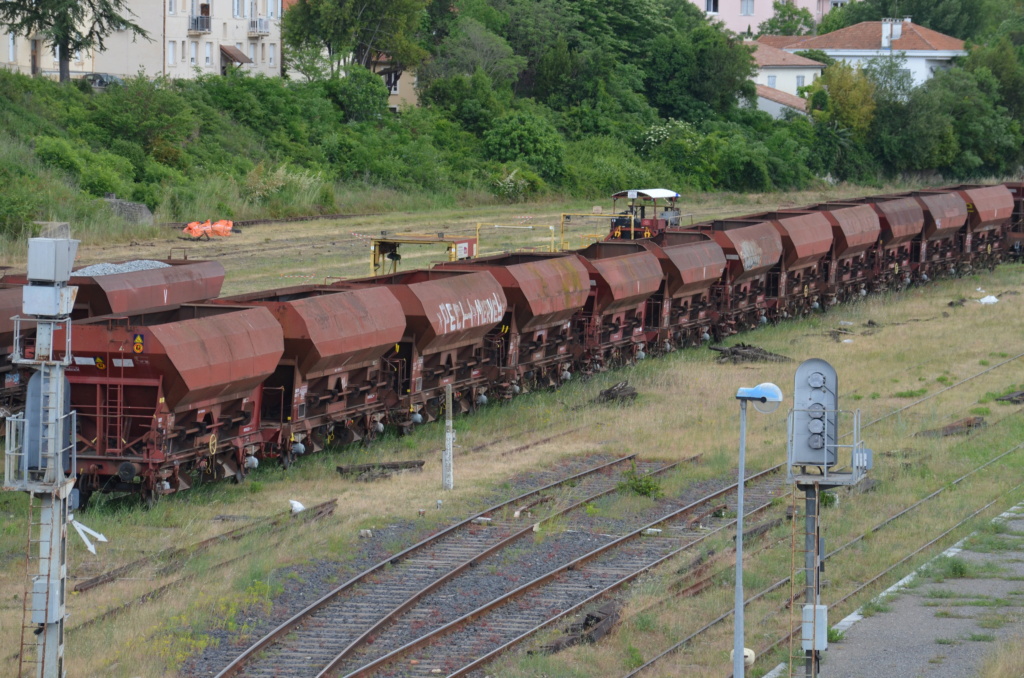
<box><xmin>736</xmin><ymin>382</ymin><xmax>784</xmax><ymax>414</ymax></box>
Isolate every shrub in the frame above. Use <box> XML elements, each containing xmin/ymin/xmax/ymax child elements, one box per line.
<box><xmin>617</xmin><ymin>462</ymin><xmax>664</xmax><ymax>499</ymax></box>
<box><xmin>484</xmin><ymin>110</ymin><xmax>565</xmax><ymax>180</ymax></box>
<box><xmin>34</xmin><ymin>136</ymin><xmax>83</xmax><ymax>178</ymax></box>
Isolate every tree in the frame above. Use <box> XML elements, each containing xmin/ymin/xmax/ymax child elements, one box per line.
<box><xmin>818</xmin><ymin>0</ymin><xmax>990</xmax><ymax>41</ymax></box>
<box><xmin>283</xmin><ymin>0</ymin><xmax>428</xmax><ymax>79</ymax></box>
<box><xmin>483</xmin><ymin>110</ymin><xmax>565</xmax><ymax>179</ymax></box>
<box><xmin>0</xmin><ymin>0</ymin><xmax>147</xmax><ymax>82</ymax></box>
<box><xmin>805</xmin><ymin>62</ymin><xmax>876</xmax><ymax>140</ymax></box>
<box><xmin>757</xmin><ymin>1</ymin><xmax>816</xmax><ymax>36</ymax></box>
<box><xmin>645</xmin><ymin>25</ymin><xmax>756</xmax><ymax>121</ymax></box>
<box><xmin>417</xmin><ymin>18</ymin><xmax>526</xmax><ymax>90</ymax></box>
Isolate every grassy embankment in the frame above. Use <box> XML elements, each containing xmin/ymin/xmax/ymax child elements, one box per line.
<box><xmin>0</xmin><ymin>254</ymin><xmax>1020</xmax><ymax>677</ymax></box>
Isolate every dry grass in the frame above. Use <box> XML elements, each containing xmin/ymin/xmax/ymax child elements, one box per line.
<box><xmin>0</xmin><ymin>192</ymin><xmax>1021</xmax><ymax>677</ymax></box>
<box><xmin>978</xmin><ymin>625</ymin><xmax>1024</xmax><ymax>678</ymax></box>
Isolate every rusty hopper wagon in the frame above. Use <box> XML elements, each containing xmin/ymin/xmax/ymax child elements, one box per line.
<box><xmin>946</xmin><ymin>184</ymin><xmax>1014</xmax><ymax>270</ymax></box>
<box><xmin>58</xmin><ymin>304</ymin><xmax>283</xmax><ymax>504</ymax></box>
<box><xmin>1</xmin><ymin>259</ymin><xmax>226</xmax><ymax>417</ymax></box>
<box><xmin>795</xmin><ymin>203</ymin><xmax>881</xmax><ymax>304</ymax></box>
<box><xmin>842</xmin><ymin>195</ymin><xmax>924</xmax><ymax>290</ymax></box>
<box><xmin>692</xmin><ymin>218</ymin><xmax>784</xmax><ymax>334</ymax></box>
<box><xmin>435</xmin><ymin>252</ymin><xmax>590</xmax><ymax>391</ymax></box>
<box><xmin>636</xmin><ymin>231</ymin><xmax>726</xmax><ymax>349</ymax></box>
<box><xmin>572</xmin><ymin>242</ymin><xmax>663</xmax><ymax>369</ymax></box>
<box><xmin>748</xmin><ymin>211</ymin><xmax>834</xmax><ymax>317</ymax></box>
<box><xmin>220</xmin><ymin>285</ymin><xmax>406</xmax><ymax>450</ymax></box>
<box><xmin>332</xmin><ymin>270</ymin><xmax>507</xmax><ymax>420</ymax></box>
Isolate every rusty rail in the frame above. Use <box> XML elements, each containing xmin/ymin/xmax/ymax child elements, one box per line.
<box><xmin>341</xmin><ymin>466</ymin><xmax>785</xmax><ymax>677</ymax></box>
<box><xmin>213</xmin><ymin>454</ymin><xmax>649</xmax><ymax>678</ymax></box>
<box><xmin>622</xmin><ymin>440</ymin><xmax>1024</xmax><ymax>678</ymax></box>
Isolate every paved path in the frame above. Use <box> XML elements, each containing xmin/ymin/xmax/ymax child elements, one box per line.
<box><xmin>768</xmin><ymin>505</ymin><xmax>1024</xmax><ymax>678</ymax></box>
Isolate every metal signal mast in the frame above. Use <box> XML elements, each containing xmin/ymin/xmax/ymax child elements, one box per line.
<box><xmin>4</xmin><ymin>237</ymin><xmax>80</xmax><ymax>678</ymax></box>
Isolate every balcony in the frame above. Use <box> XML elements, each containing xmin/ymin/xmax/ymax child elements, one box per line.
<box><xmin>248</xmin><ymin>18</ymin><xmax>271</xmax><ymax>36</ymax></box>
<box><xmin>188</xmin><ymin>15</ymin><xmax>212</xmax><ymax>33</ymax></box>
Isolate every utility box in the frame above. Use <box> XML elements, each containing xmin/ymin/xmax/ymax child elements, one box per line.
<box><xmin>22</xmin><ymin>285</ymin><xmax>77</xmax><ymax>317</ymax></box>
<box><xmin>27</xmin><ymin>237</ymin><xmax>79</xmax><ymax>283</ymax></box>
<box><xmin>801</xmin><ymin>604</ymin><xmax>828</xmax><ymax>651</ymax></box>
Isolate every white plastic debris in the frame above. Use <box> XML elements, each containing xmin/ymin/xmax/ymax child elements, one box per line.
<box><xmin>979</xmin><ymin>296</ymin><xmax>999</xmax><ymax>304</ymax></box>
<box><xmin>842</xmin><ymin>339</ymin><xmax>855</xmax><ymax>344</ymax></box>
<box><xmin>838</xmin><ymin>321</ymin><xmax>854</xmax><ymax>326</ymax></box>
<box><xmin>977</xmin><ymin>287</ymin><xmax>985</xmax><ymax>292</ymax></box>
<box><xmin>289</xmin><ymin>500</ymin><xmax>305</xmax><ymax>514</ymax></box>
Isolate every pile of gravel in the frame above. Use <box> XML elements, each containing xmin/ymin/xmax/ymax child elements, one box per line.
<box><xmin>73</xmin><ymin>260</ymin><xmax>171</xmax><ymax>277</ymax></box>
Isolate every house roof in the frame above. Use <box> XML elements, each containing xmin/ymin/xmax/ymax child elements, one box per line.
<box><xmin>761</xmin><ymin>21</ymin><xmax>965</xmax><ymax>52</ymax></box>
<box><xmin>746</xmin><ymin>41</ymin><xmax>824</xmax><ymax>68</ymax></box>
<box><xmin>756</xmin><ymin>84</ymin><xmax>807</xmax><ymax>112</ymax></box>
<box><xmin>756</xmin><ymin>35</ymin><xmax>811</xmax><ymax>49</ymax></box>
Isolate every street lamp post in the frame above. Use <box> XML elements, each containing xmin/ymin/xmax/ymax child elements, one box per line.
<box><xmin>733</xmin><ymin>382</ymin><xmax>784</xmax><ymax>677</ymax></box>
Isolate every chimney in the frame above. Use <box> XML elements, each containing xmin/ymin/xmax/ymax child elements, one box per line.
<box><xmin>892</xmin><ymin>18</ymin><xmax>903</xmax><ymax>40</ymax></box>
<box><xmin>881</xmin><ymin>19</ymin><xmax>892</xmax><ymax>49</ymax></box>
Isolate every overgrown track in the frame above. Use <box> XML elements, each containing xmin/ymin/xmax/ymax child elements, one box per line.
<box><xmin>621</xmin><ymin>411</ymin><xmax>1024</xmax><ymax>678</ymax></box>
<box><xmin>341</xmin><ymin>468</ymin><xmax>787</xmax><ymax>677</ymax></box>
<box><xmin>215</xmin><ymin>454</ymin><xmax>681</xmax><ymax>678</ymax></box>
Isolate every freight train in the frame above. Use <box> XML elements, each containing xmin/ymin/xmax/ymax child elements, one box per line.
<box><xmin>3</xmin><ymin>183</ymin><xmax>1024</xmax><ymax>506</ymax></box>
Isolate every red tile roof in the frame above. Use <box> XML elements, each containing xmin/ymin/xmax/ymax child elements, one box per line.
<box><xmin>746</xmin><ymin>41</ymin><xmax>824</xmax><ymax>68</ymax></box>
<box><xmin>756</xmin><ymin>84</ymin><xmax>807</xmax><ymax>112</ymax></box>
<box><xmin>765</xmin><ymin>21</ymin><xmax>964</xmax><ymax>52</ymax></box>
<box><xmin>756</xmin><ymin>35</ymin><xmax>811</xmax><ymax>49</ymax></box>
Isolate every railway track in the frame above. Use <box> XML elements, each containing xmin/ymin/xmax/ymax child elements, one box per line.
<box><xmin>330</xmin><ymin>467</ymin><xmax>787</xmax><ymax>677</ymax></box>
<box><xmin>215</xmin><ymin>454</ymin><xmax>684</xmax><ymax>677</ymax></box>
<box><xmin>619</xmin><ymin>422</ymin><xmax>1024</xmax><ymax>677</ymax></box>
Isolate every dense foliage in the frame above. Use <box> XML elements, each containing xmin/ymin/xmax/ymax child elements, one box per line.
<box><xmin>1</xmin><ymin>0</ymin><xmax>1024</xmax><ymax>242</ymax></box>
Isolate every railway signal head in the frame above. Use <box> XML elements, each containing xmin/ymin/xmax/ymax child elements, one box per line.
<box><xmin>789</xmin><ymin>358</ymin><xmax>839</xmax><ymax>467</ymax></box>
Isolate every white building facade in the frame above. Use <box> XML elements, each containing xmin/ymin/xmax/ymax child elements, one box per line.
<box><xmin>0</xmin><ymin>0</ymin><xmax>282</xmax><ymax>80</ymax></box>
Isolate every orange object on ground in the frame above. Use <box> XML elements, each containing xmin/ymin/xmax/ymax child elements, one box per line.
<box><xmin>182</xmin><ymin>220</ymin><xmax>233</xmax><ymax>239</ymax></box>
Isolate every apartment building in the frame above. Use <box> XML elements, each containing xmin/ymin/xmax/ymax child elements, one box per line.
<box><xmin>696</xmin><ymin>0</ymin><xmax>850</xmax><ymax>35</ymax></box>
<box><xmin>0</xmin><ymin>1</ymin><xmax>282</xmax><ymax>80</ymax></box>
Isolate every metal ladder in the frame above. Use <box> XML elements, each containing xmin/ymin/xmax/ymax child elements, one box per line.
<box><xmin>17</xmin><ymin>488</ymin><xmax>68</xmax><ymax>678</ymax></box>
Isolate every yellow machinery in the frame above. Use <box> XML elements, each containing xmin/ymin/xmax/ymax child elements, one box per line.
<box><xmin>370</xmin><ymin>232</ymin><xmax>478</xmax><ymax>275</ymax></box>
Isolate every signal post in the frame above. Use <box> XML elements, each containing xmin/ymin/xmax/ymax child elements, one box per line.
<box><xmin>786</xmin><ymin>359</ymin><xmax>872</xmax><ymax>678</ymax></box>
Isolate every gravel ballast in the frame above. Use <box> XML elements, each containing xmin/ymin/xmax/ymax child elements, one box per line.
<box><xmin>73</xmin><ymin>260</ymin><xmax>171</xmax><ymax>276</ymax></box>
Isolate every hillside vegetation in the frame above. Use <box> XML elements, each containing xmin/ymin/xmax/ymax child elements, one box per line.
<box><xmin>2</xmin><ymin>0</ymin><xmax>1024</xmax><ymax>249</ymax></box>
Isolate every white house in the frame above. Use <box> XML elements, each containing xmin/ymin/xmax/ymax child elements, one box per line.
<box><xmin>696</xmin><ymin>0</ymin><xmax>850</xmax><ymax>36</ymax></box>
<box><xmin>758</xmin><ymin>18</ymin><xmax>966</xmax><ymax>86</ymax></box>
<box><xmin>748</xmin><ymin>41</ymin><xmax>823</xmax><ymax>95</ymax></box>
<box><xmin>746</xmin><ymin>41</ymin><xmax>823</xmax><ymax>118</ymax></box>
<box><xmin>0</xmin><ymin>0</ymin><xmax>283</xmax><ymax>80</ymax></box>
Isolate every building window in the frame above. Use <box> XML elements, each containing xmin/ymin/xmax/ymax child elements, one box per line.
<box><xmin>168</xmin><ymin>41</ymin><xmax>176</xmax><ymax>65</ymax></box>
<box><xmin>190</xmin><ymin>40</ymin><xmax>198</xmax><ymax>64</ymax></box>
<box><xmin>900</xmin><ymin>68</ymin><xmax>912</xmax><ymax>81</ymax></box>
<box><xmin>706</xmin><ymin>0</ymin><xmax>719</xmax><ymax>12</ymax></box>
<box><xmin>8</xmin><ymin>34</ymin><xmax>15</xmax><ymax>63</ymax></box>
<box><xmin>741</xmin><ymin>0</ymin><xmax>754</xmax><ymax>15</ymax></box>
<box><xmin>205</xmin><ymin>41</ymin><xmax>212</xmax><ymax>65</ymax></box>
<box><xmin>181</xmin><ymin>40</ymin><xmax>186</xmax><ymax>60</ymax></box>
<box><xmin>796</xmin><ymin>75</ymin><xmax>805</xmax><ymax>88</ymax></box>
<box><xmin>235</xmin><ymin>41</ymin><xmax>242</xmax><ymax>50</ymax></box>
<box><xmin>767</xmin><ymin>75</ymin><xmax>777</xmax><ymax>88</ymax></box>
<box><xmin>248</xmin><ymin>42</ymin><xmax>255</xmax><ymax>62</ymax></box>
<box><xmin>168</xmin><ymin>0</ymin><xmax>176</xmax><ymax>14</ymax></box>
<box><xmin>268</xmin><ymin>0</ymin><xmax>277</xmax><ymax>18</ymax></box>
<box><xmin>269</xmin><ymin>43</ymin><xmax>275</xmax><ymax>65</ymax></box>
<box><xmin>233</xmin><ymin>0</ymin><xmax>240</xmax><ymax>17</ymax></box>
<box><xmin>261</xmin><ymin>42</ymin><xmax>266</xmax><ymax>63</ymax></box>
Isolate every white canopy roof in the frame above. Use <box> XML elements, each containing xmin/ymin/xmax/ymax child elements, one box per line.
<box><xmin>611</xmin><ymin>188</ymin><xmax>680</xmax><ymax>200</ymax></box>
